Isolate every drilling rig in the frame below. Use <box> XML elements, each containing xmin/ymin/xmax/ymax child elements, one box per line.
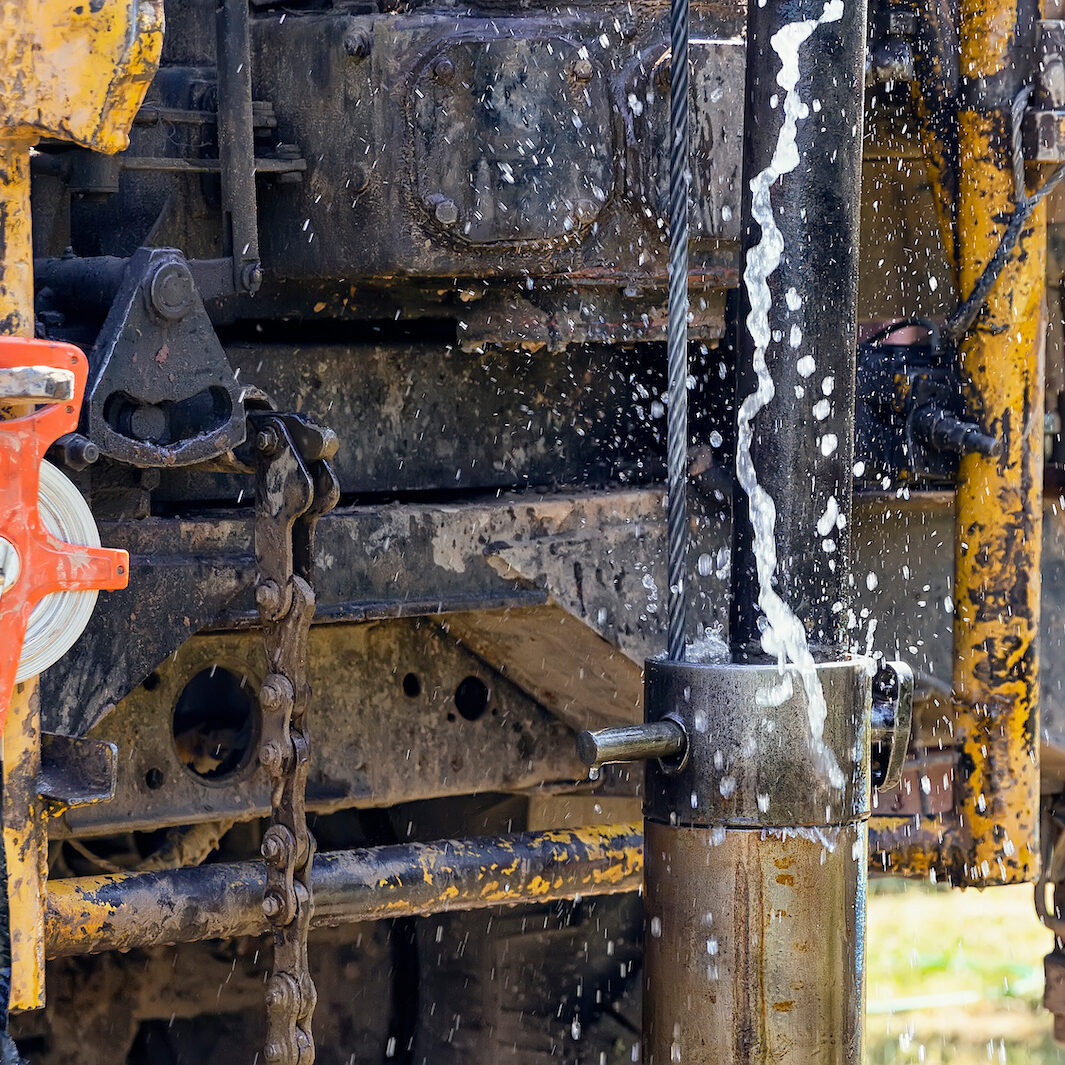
<box><xmin>0</xmin><ymin>0</ymin><xmax>1063</xmax><ymax>1062</ymax></box>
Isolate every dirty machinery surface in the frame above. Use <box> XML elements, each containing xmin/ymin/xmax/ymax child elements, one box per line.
<box><xmin>4</xmin><ymin>0</ymin><xmax>1065</xmax><ymax>1061</ymax></box>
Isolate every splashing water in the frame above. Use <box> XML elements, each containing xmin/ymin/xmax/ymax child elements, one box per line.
<box><xmin>737</xmin><ymin>0</ymin><xmax>845</xmax><ymax>789</ymax></box>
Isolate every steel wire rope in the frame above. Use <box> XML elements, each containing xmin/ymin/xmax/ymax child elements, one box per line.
<box><xmin>945</xmin><ymin>86</ymin><xmax>1065</xmax><ymax>342</ymax></box>
<box><xmin>666</xmin><ymin>0</ymin><xmax>690</xmax><ymax>661</ymax></box>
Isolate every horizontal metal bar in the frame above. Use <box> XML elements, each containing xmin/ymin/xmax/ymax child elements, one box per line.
<box><xmin>45</xmin><ymin>823</ymin><xmax>643</xmax><ymax>958</ymax></box>
<box><xmin>120</xmin><ymin>156</ymin><xmax>305</xmax><ymax>174</ymax></box>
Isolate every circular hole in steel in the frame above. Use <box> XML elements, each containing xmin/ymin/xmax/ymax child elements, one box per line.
<box><xmin>144</xmin><ymin>768</ymin><xmax>164</xmax><ymax>790</ymax></box>
<box><xmin>172</xmin><ymin>666</ymin><xmax>258</xmax><ymax>783</ymax></box>
<box><xmin>454</xmin><ymin>676</ymin><xmax>490</xmax><ymax>722</ymax></box>
<box><xmin>402</xmin><ymin>672</ymin><xmax>422</xmax><ymax>698</ymax></box>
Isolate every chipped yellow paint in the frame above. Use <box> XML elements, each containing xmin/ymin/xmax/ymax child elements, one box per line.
<box><xmin>0</xmin><ymin>1</ymin><xmax>164</xmax><ymax>154</ymax></box>
<box><xmin>0</xmin><ymin>0</ymin><xmax>162</xmax><ymax>1009</ymax></box>
<box><xmin>949</xmin><ymin>27</ymin><xmax>1045</xmax><ymax>886</ymax></box>
<box><xmin>2</xmin><ymin>684</ymin><xmax>44</xmax><ymax>1011</ymax></box>
<box><xmin>0</xmin><ymin>143</ymin><xmax>32</xmax><ymax>337</ymax></box>
<box><xmin>872</xmin><ymin>0</ymin><xmax>1046</xmax><ymax>885</ymax></box>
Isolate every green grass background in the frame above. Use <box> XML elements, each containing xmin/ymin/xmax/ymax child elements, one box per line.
<box><xmin>867</xmin><ymin>882</ymin><xmax>1062</xmax><ymax>1063</ymax></box>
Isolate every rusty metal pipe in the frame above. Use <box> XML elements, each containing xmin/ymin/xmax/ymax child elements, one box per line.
<box><xmin>44</xmin><ymin>823</ymin><xmax>643</xmax><ymax>959</ymax></box>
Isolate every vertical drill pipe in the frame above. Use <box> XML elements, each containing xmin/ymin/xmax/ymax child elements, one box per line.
<box><xmin>643</xmin><ymin>0</ymin><xmax>869</xmax><ymax>1060</ymax></box>
<box><xmin>729</xmin><ymin>0</ymin><xmax>866</xmax><ymax>653</ymax></box>
<box><xmin>216</xmin><ymin>0</ymin><xmax>261</xmax><ymax>292</ymax></box>
<box><xmin>642</xmin><ymin>659</ymin><xmax>872</xmax><ymax>1065</ymax></box>
<box><xmin>665</xmin><ymin>0</ymin><xmax>690</xmax><ymax>661</ymax></box>
<box><xmin>868</xmin><ymin>0</ymin><xmax>1046</xmax><ymax>885</ymax></box>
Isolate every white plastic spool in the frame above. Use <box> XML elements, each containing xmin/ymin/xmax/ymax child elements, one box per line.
<box><xmin>9</xmin><ymin>460</ymin><xmax>101</xmax><ymax>683</ymax></box>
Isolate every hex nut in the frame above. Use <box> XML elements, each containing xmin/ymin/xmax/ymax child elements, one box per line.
<box><xmin>256</xmin><ymin>426</ymin><xmax>280</xmax><ymax>454</ymax></box>
<box><xmin>262</xmin><ymin>892</ymin><xmax>284</xmax><ymax>919</ymax></box>
<box><xmin>261</xmin><ymin>833</ymin><xmax>284</xmax><ymax>863</ymax></box>
<box><xmin>260</xmin><ymin>674</ymin><xmax>293</xmax><ymax>712</ymax></box>
<box><xmin>573</xmin><ymin>58</ymin><xmax>594</xmax><ymax>81</ymax></box>
<box><xmin>259</xmin><ymin>741</ymin><xmax>283</xmax><ymax>772</ymax></box>
<box><xmin>432</xmin><ymin>197</ymin><xmax>459</xmax><ymax>226</ymax></box>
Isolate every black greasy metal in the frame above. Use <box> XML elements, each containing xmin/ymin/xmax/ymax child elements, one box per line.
<box><xmin>85</xmin><ymin>248</ymin><xmax>246</xmax><ymax>467</ymax></box>
<box><xmin>730</xmin><ymin>0</ymin><xmax>867</xmax><ymax>654</ymax></box>
<box><xmin>216</xmin><ymin>0</ymin><xmax>262</xmax><ymax>296</ymax></box>
<box><xmin>37</xmin><ymin>734</ymin><xmax>117</xmax><ymax>811</ymax></box>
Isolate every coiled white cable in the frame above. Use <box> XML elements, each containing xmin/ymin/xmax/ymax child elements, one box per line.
<box><xmin>12</xmin><ymin>461</ymin><xmax>101</xmax><ymax>683</ymax></box>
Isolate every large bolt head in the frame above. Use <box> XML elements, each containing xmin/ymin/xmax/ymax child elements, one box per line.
<box><xmin>432</xmin><ymin>56</ymin><xmax>455</xmax><ymax>82</ymax></box>
<box><xmin>148</xmin><ymin>260</ymin><xmax>196</xmax><ymax>321</ymax></box>
<box><xmin>261</xmin><ymin>833</ymin><xmax>284</xmax><ymax>862</ymax></box>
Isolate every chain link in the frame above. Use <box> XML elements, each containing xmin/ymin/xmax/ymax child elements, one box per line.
<box><xmin>251</xmin><ymin>411</ymin><xmax>338</xmax><ymax>1065</ymax></box>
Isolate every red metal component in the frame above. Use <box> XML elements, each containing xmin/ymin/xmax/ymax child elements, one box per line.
<box><xmin>0</xmin><ymin>337</ymin><xmax>128</xmax><ymax>722</ymax></box>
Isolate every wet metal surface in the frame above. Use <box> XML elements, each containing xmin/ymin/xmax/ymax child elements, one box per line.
<box><xmin>643</xmin><ymin>821</ymin><xmax>865</xmax><ymax>1065</ymax></box>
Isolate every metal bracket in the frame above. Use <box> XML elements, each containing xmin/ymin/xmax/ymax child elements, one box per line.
<box><xmin>870</xmin><ymin>660</ymin><xmax>914</xmax><ymax>791</ymax></box>
<box><xmin>37</xmin><ymin>733</ymin><xmax>117</xmax><ymax>812</ymax></box>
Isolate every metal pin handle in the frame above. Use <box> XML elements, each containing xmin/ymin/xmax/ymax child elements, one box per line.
<box><xmin>577</xmin><ymin>720</ymin><xmax>688</xmax><ymax>769</ymax></box>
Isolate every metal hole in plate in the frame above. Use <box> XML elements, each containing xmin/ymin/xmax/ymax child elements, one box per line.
<box><xmin>172</xmin><ymin>666</ymin><xmax>259</xmax><ymax>783</ymax></box>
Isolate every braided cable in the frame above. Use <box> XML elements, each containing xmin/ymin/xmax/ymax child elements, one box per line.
<box><xmin>945</xmin><ymin>85</ymin><xmax>1065</xmax><ymax>342</ymax></box>
<box><xmin>666</xmin><ymin>0</ymin><xmax>690</xmax><ymax>661</ymax></box>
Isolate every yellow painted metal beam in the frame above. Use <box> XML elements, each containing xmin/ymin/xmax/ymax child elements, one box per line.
<box><xmin>872</xmin><ymin>0</ymin><xmax>1046</xmax><ymax>885</ymax></box>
